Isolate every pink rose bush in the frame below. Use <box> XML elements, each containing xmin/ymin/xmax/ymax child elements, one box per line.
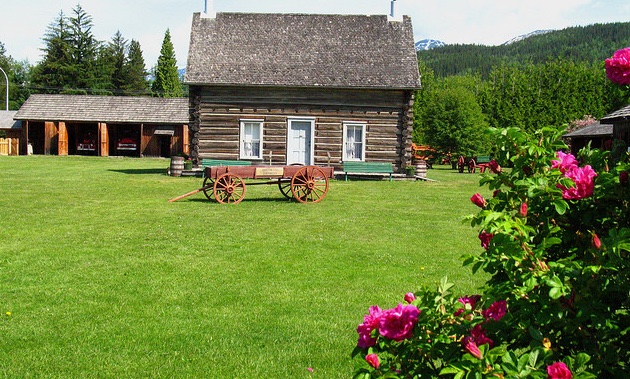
<box><xmin>605</xmin><ymin>47</ymin><xmax>630</xmax><ymax>86</ymax></box>
<box><xmin>353</xmin><ymin>127</ymin><xmax>627</xmax><ymax>378</ymax></box>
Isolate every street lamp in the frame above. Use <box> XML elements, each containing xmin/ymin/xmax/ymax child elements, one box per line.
<box><xmin>0</xmin><ymin>67</ymin><xmax>8</xmax><ymax>111</ymax></box>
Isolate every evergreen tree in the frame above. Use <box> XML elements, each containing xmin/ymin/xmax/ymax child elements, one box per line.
<box><xmin>151</xmin><ymin>29</ymin><xmax>183</xmax><ymax>97</ymax></box>
<box><xmin>124</xmin><ymin>39</ymin><xmax>149</xmax><ymax>95</ymax></box>
<box><xmin>108</xmin><ymin>30</ymin><xmax>128</xmax><ymax>92</ymax></box>
<box><xmin>67</xmin><ymin>4</ymin><xmax>100</xmax><ymax>92</ymax></box>
<box><xmin>31</xmin><ymin>11</ymin><xmax>73</xmax><ymax>93</ymax></box>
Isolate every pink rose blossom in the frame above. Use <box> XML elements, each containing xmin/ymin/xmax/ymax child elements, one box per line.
<box><xmin>519</xmin><ymin>202</ymin><xmax>528</xmax><ymax>217</ymax></box>
<box><xmin>478</xmin><ymin>231</ymin><xmax>494</xmax><ymax>250</ymax></box>
<box><xmin>605</xmin><ymin>47</ymin><xmax>630</xmax><ymax>86</ymax></box>
<box><xmin>547</xmin><ymin>361</ymin><xmax>573</xmax><ymax>379</ymax></box>
<box><xmin>378</xmin><ymin>303</ymin><xmax>420</xmax><ymax>342</ymax></box>
<box><xmin>470</xmin><ymin>193</ymin><xmax>486</xmax><ymax>208</ymax></box>
<box><xmin>482</xmin><ymin>300</ymin><xmax>507</xmax><ymax>322</ymax></box>
<box><xmin>458</xmin><ymin>295</ymin><xmax>481</xmax><ymax>308</ymax></box>
<box><xmin>357</xmin><ymin>305</ymin><xmax>383</xmax><ymax>348</ymax></box>
<box><xmin>557</xmin><ymin>165</ymin><xmax>597</xmax><ymax>200</ymax></box>
<box><xmin>469</xmin><ymin>324</ymin><xmax>494</xmax><ymax>347</ymax></box>
<box><xmin>404</xmin><ymin>292</ymin><xmax>415</xmax><ymax>303</ymax></box>
<box><xmin>551</xmin><ymin>151</ymin><xmax>578</xmax><ymax>174</ymax></box>
<box><xmin>365</xmin><ymin>353</ymin><xmax>380</xmax><ymax>369</ymax></box>
<box><xmin>592</xmin><ymin>233</ymin><xmax>601</xmax><ymax>250</ymax></box>
<box><xmin>464</xmin><ymin>340</ymin><xmax>483</xmax><ymax>359</ymax></box>
<box><xmin>487</xmin><ymin>160</ymin><xmax>501</xmax><ymax>174</ymax></box>
<box><xmin>454</xmin><ymin>295</ymin><xmax>481</xmax><ymax>316</ymax></box>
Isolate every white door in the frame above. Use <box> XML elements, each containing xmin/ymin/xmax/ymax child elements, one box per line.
<box><xmin>287</xmin><ymin>119</ymin><xmax>313</xmax><ymax>165</ymax></box>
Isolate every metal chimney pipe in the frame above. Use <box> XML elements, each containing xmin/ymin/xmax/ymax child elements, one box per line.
<box><xmin>390</xmin><ymin>0</ymin><xmax>396</xmax><ymax>18</ymax></box>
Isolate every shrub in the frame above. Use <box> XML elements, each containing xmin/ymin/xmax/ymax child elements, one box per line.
<box><xmin>352</xmin><ymin>126</ymin><xmax>628</xmax><ymax>378</ymax></box>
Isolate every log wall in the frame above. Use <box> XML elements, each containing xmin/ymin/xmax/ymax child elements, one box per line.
<box><xmin>189</xmin><ymin>86</ymin><xmax>415</xmax><ymax>172</ymax></box>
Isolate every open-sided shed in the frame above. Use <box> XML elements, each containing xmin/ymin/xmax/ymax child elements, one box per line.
<box><xmin>14</xmin><ymin>94</ymin><xmax>189</xmax><ymax>157</ymax></box>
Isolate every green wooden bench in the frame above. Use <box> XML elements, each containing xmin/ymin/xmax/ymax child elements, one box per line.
<box><xmin>201</xmin><ymin>159</ymin><xmax>252</xmax><ymax>167</ymax></box>
<box><xmin>476</xmin><ymin>156</ymin><xmax>491</xmax><ymax>164</ymax></box>
<box><xmin>343</xmin><ymin>161</ymin><xmax>393</xmax><ymax>181</ymax></box>
<box><xmin>201</xmin><ymin>159</ymin><xmax>252</xmax><ymax>177</ymax></box>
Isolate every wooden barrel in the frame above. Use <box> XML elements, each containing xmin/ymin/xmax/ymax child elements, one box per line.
<box><xmin>415</xmin><ymin>160</ymin><xmax>427</xmax><ymax>178</ymax></box>
<box><xmin>170</xmin><ymin>156</ymin><xmax>185</xmax><ymax>177</ymax></box>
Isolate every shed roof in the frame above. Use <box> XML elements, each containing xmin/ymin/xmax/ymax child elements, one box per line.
<box><xmin>14</xmin><ymin>94</ymin><xmax>188</xmax><ymax>124</ymax></box>
<box><xmin>185</xmin><ymin>12</ymin><xmax>421</xmax><ymax>89</ymax></box>
<box><xmin>0</xmin><ymin>111</ymin><xmax>21</xmax><ymax>129</ymax></box>
<box><xmin>564</xmin><ymin>121</ymin><xmax>613</xmax><ymax>138</ymax></box>
<box><xmin>601</xmin><ymin>104</ymin><xmax>630</xmax><ymax>121</ymax></box>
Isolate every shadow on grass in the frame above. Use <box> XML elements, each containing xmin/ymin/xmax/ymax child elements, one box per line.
<box><xmin>110</xmin><ymin>168</ymin><xmax>169</xmax><ymax>175</ymax></box>
<box><xmin>180</xmin><ymin>196</ymin><xmax>296</xmax><ymax>204</ymax></box>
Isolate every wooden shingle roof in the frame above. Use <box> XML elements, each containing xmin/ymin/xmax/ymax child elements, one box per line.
<box><xmin>601</xmin><ymin>104</ymin><xmax>630</xmax><ymax>121</ymax></box>
<box><xmin>564</xmin><ymin>121</ymin><xmax>613</xmax><ymax>137</ymax></box>
<box><xmin>14</xmin><ymin>94</ymin><xmax>188</xmax><ymax>124</ymax></box>
<box><xmin>185</xmin><ymin>12</ymin><xmax>421</xmax><ymax>89</ymax></box>
<box><xmin>0</xmin><ymin>111</ymin><xmax>21</xmax><ymax>129</ymax></box>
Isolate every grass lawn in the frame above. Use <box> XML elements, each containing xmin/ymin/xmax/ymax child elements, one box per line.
<box><xmin>0</xmin><ymin>156</ymin><xmax>487</xmax><ymax>378</ymax></box>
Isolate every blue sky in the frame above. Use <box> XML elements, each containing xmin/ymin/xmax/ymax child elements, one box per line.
<box><xmin>1</xmin><ymin>0</ymin><xmax>629</xmax><ymax>68</ymax></box>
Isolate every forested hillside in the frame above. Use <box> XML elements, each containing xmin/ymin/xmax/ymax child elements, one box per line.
<box><xmin>418</xmin><ymin>22</ymin><xmax>630</xmax><ymax>78</ymax></box>
<box><xmin>413</xmin><ymin>22</ymin><xmax>630</xmax><ymax>158</ymax></box>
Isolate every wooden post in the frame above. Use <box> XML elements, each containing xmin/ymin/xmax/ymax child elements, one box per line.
<box><xmin>98</xmin><ymin>122</ymin><xmax>109</xmax><ymax>157</ymax></box>
<box><xmin>182</xmin><ymin>124</ymin><xmax>190</xmax><ymax>155</ymax></box>
<box><xmin>58</xmin><ymin>121</ymin><xmax>68</xmax><ymax>155</ymax></box>
<box><xmin>44</xmin><ymin>121</ymin><xmax>58</xmax><ymax>155</ymax></box>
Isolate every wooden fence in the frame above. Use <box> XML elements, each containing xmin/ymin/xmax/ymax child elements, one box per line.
<box><xmin>0</xmin><ymin>138</ymin><xmax>17</xmax><ymax>156</ymax></box>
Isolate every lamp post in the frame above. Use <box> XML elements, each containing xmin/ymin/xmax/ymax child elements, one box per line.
<box><xmin>0</xmin><ymin>66</ymin><xmax>8</xmax><ymax>111</ymax></box>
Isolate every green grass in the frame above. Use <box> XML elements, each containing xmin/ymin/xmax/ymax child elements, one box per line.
<box><xmin>0</xmin><ymin>156</ymin><xmax>487</xmax><ymax>378</ymax></box>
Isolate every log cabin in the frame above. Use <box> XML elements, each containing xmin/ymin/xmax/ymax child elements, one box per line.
<box><xmin>13</xmin><ymin>94</ymin><xmax>188</xmax><ymax>157</ymax></box>
<box><xmin>185</xmin><ymin>10</ymin><xmax>421</xmax><ymax>172</ymax></box>
<box><xmin>601</xmin><ymin>104</ymin><xmax>630</xmax><ymax>147</ymax></box>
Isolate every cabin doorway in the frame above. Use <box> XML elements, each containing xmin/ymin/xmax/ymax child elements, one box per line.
<box><xmin>159</xmin><ymin>135</ymin><xmax>172</xmax><ymax>157</ymax></box>
<box><xmin>287</xmin><ymin>119</ymin><xmax>313</xmax><ymax>165</ymax></box>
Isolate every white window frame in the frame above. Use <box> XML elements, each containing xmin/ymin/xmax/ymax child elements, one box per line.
<box><xmin>342</xmin><ymin>122</ymin><xmax>366</xmax><ymax>161</ymax></box>
<box><xmin>239</xmin><ymin>119</ymin><xmax>264</xmax><ymax>160</ymax></box>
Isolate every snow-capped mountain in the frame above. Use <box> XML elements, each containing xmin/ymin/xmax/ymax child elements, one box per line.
<box><xmin>415</xmin><ymin>39</ymin><xmax>446</xmax><ymax>51</ymax></box>
<box><xmin>501</xmin><ymin>30</ymin><xmax>553</xmax><ymax>45</ymax></box>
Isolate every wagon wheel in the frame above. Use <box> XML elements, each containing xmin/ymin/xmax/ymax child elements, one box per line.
<box><xmin>290</xmin><ymin>166</ymin><xmax>329</xmax><ymax>203</ymax></box>
<box><xmin>213</xmin><ymin>173</ymin><xmax>246</xmax><ymax>204</ymax></box>
<box><xmin>467</xmin><ymin>158</ymin><xmax>476</xmax><ymax>173</ymax></box>
<box><xmin>202</xmin><ymin>176</ymin><xmax>215</xmax><ymax>200</ymax></box>
<box><xmin>278</xmin><ymin>180</ymin><xmax>293</xmax><ymax>199</ymax></box>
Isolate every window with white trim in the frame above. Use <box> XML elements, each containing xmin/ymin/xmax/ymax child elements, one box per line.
<box><xmin>343</xmin><ymin>122</ymin><xmax>366</xmax><ymax>161</ymax></box>
<box><xmin>240</xmin><ymin>120</ymin><xmax>263</xmax><ymax>159</ymax></box>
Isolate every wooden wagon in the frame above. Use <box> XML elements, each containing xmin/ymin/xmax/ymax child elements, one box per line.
<box><xmin>169</xmin><ymin>165</ymin><xmax>334</xmax><ymax>204</ymax></box>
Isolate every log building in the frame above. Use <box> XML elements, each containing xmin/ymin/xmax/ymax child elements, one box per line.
<box><xmin>185</xmin><ymin>11</ymin><xmax>421</xmax><ymax>172</ymax></box>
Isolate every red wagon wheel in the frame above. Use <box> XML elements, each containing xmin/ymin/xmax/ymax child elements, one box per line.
<box><xmin>202</xmin><ymin>176</ymin><xmax>215</xmax><ymax>200</ymax></box>
<box><xmin>213</xmin><ymin>173</ymin><xmax>246</xmax><ymax>204</ymax></box>
<box><xmin>290</xmin><ymin>166</ymin><xmax>329</xmax><ymax>203</ymax></box>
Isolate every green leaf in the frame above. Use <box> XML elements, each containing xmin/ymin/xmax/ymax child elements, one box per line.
<box><xmin>528</xmin><ymin>349</ymin><xmax>539</xmax><ymax>368</ymax></box>
<box><xmin>553</xmin><ymin>199</ymin><xmax>568</xmax><ymax>215</ymax></box>
<box><xmin>549</xmin><ymin>287</ymin><xmax>563</xmax><ymax>299</ymax></box>
<box><xmin>528</xmin><ymin>326</ymin><xmax>544</xmax><ymax>341</ymax></box>
<box><xmin>439</xmin><ymin>366</ymin><xmax>462</xmax><ymax>375</ymax></box>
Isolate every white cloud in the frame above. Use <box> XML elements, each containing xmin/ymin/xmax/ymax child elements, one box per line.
<box><xmin>1</xmin><ymin>0</ymin><xmax>629</xmax><ymax>67</ymax></box>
